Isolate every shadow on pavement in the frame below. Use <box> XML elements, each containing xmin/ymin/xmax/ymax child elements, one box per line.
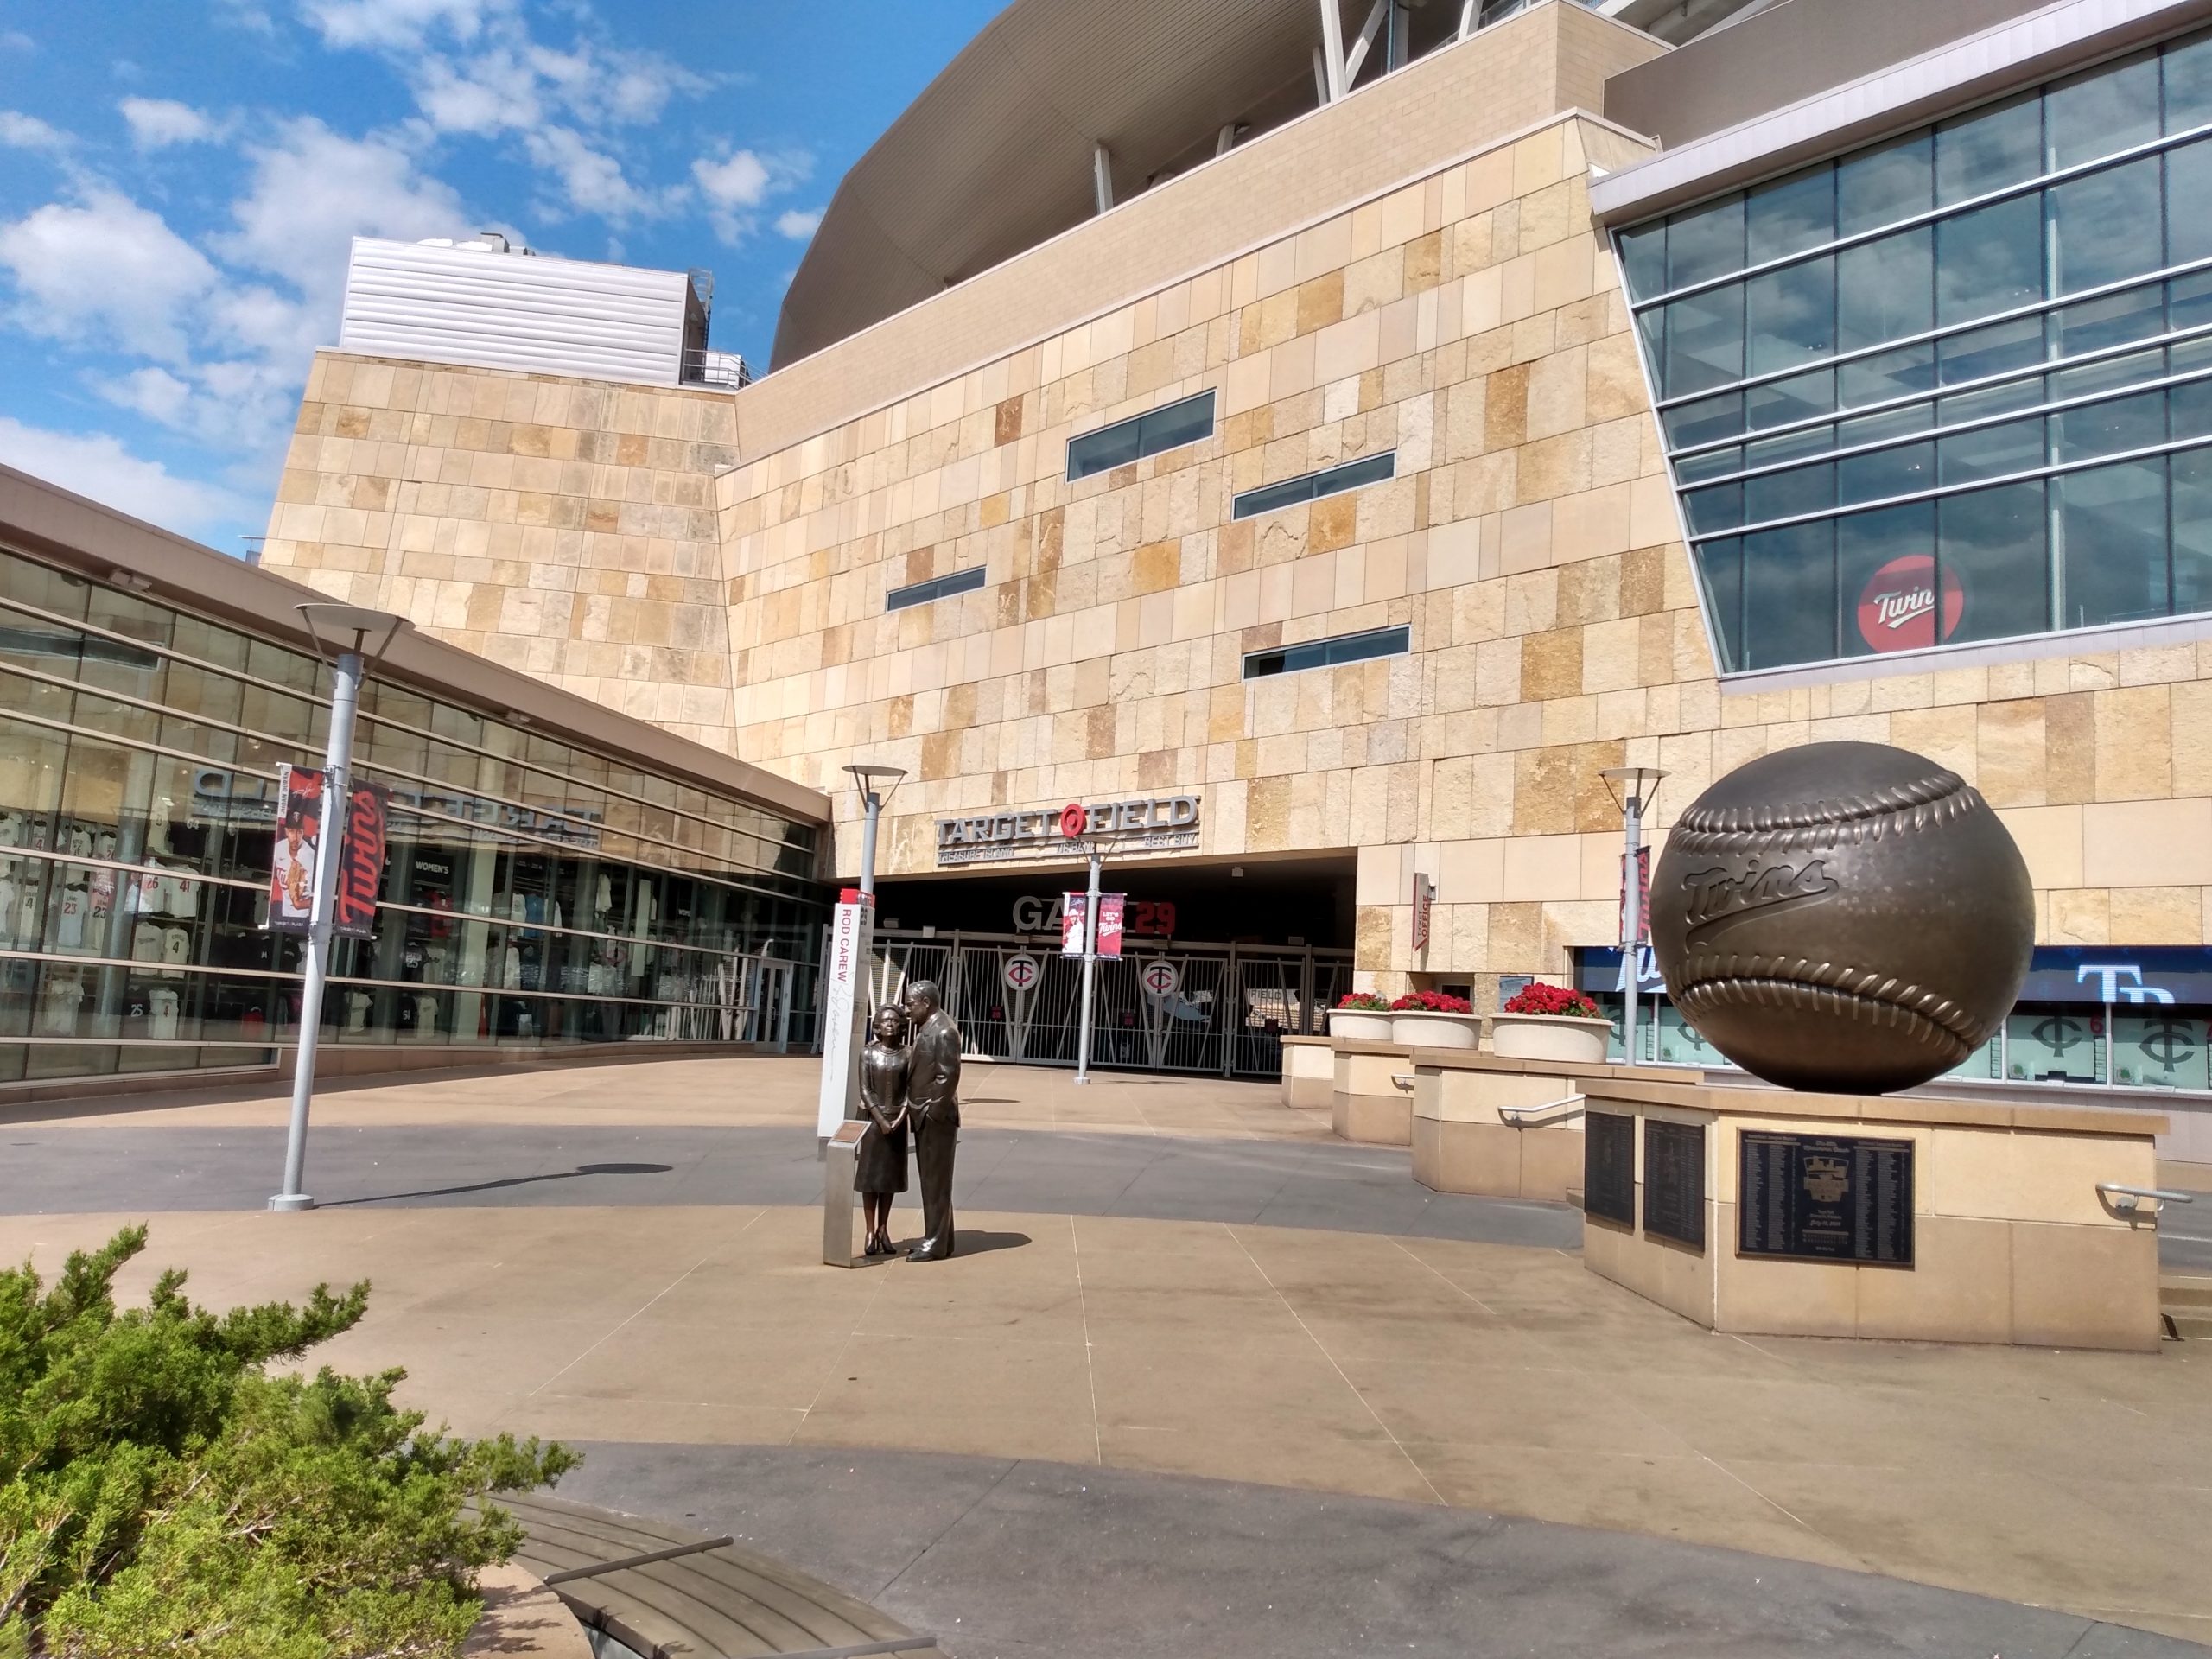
<box><xmin>322</xmin><ymin>1161</ymin><xmax>675</xmax><ymax>1206</ymax></box>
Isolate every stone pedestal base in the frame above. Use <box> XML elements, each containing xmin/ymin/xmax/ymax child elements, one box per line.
<box><xmin>1281</xmin><ymin>1034</ymin><xmax>1333</xmax><ymax>1109</ymax></box>
<box><xmin>1331</xmin><ymin>1039</ymin><xmax>1414</xmax><ymax>1145</ymax></box>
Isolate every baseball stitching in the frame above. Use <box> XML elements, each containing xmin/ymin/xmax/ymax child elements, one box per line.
<box><xmin>1666</xmin><ymin>952</ymin><xmax>1993</xmax><ymax>1049</ymax></box>
<box><xmin>1667</xmin><ymin>767</ymin><xmax>1983</xmax><ymax>858</ymax></box>
<box><xmin>1672</xmin><ymin>975</ymin><xmax>1973</xmax><ymax>1063</ymax></box>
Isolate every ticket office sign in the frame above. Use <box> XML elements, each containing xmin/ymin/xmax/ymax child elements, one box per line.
<box><xmin>1738</xmin><ymin>1131</ymin><xmax>1914</xmax><ymax>1266</ymax></box>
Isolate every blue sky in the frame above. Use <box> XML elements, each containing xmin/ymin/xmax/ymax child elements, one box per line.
<box><xmin>0</xmin><ymin>0</ymin><xmax>1001</xmax><ymax>552</ymax></box>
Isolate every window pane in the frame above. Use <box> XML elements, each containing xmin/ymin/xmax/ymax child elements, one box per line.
<box><xmin>1839</xmin><ymin>130</ymin><xmax>1933</xmax><ymax>237</ymax></box>
<box><xmin>2050</xmin><ymin>156</ymin><xmax>2163</xmax><ymax>296</ymax></box>
<box><xmin>1695</xmin><ymin>537</ymin><xmax>1745</xmax><ymax>671</ymax></box>
<box><xmin>1684</xmin><ymin>482</ymin><xmax>1743</xmax><ymax>535</ymax></box>
<box><xmin>2171</xmin><ymin>373</ymin><xmax>2212</xmax><ymax>440</ymax></box>
<box><xmin>1618</xmin><ymin>221</ymin><xmax>1667</xmax><ymax>300</ymax></box>
<box><xmin>1746</xmin><ymin>255</ymin><xmax>1835</xmax><ymax>374</ymax></box>
<box><xmin>1936</xmin><ymin>194</ymin><xmax>2044</xmax><ymax>325</ymax></box>
<box><xmin>1746</xmin><ymin>165</ymin><xmax>1834</xmax><ymax>264</ymax></box>
<box><xmin>1662</xmin><ymin>284</ymin><xmax>1744</xmax><ymax>396</ymax></box>
<box><xmin>1938</xmin><ymin>316</ymin><xmax>2044</xmax><ymax>385</ymax></box>
<box><xmin>2168</xmin><ymin>137</ymin><xmax>2212</xmax><ymax>267</ymax></box>
<box><xmin>1936</xmin><ymin>92</ymin><xmax>2043</xmax><ymax>207</ymax></box>
<box><xmin>1676</xmin><ymin>446</ymin><xmax>1743</xmax><ymax>484</ymax></box>
<box><xmin>2172</xmin><ymin>443</ymin><xmax>2212</xmax><ymax>613</ymax></box>
<box><xmin>1840</xmin><ymin>344</ymin><xmax>1935</xmax><ymax>409</ymax></box>
<box><xmin>1745</xmin><ymin>461</ymin><xmax>1834</xmax><ymax>525</ymax></box>
<box><xmin>1837</xmin><ymin>226</ymin><xmax>1933</xmax><ymax>353</ymax></box>
<box><xmin>1939</xmin><ymin>416</ymin><xmax>2044</xmax><ymax>484</ymax></box>
<box><xmin>1067</xmin><ymin>419</ymin><xmax>1141</xmax><ymax>480</ymax></box>
<box><xmin>1667</xmin><ymin>194</ymin><xmax>1745</xmax><ymax>288</ymax></box>
<box><xmin>2165</xmin><ymin>29</ymin><xmax>2212</xmax><ymax>134</ymax></box>
<box><xmin>1939</xmin><ymin>480</ymin><xmax>2049</xmax><ymax>643</ymax></box>
<box><xmin>1746</xmin><ymin>369</ymin><xmax>1834</xmax><ymax>431</ymax></box>
<box><xmin>1742</xmin><ymin>522</ymin><xmax>1837</xmax><ymax>668</ymax></box>
<box><xmin>2045</xmin><ymin>52</ymin><xmax>2160</xmax><ymax>169</ymax></box>
<box><xmin>2175</xmin><ymin>270</ymin><xmax>2212</xmax><ymax>331</ymax></box>
<box><xmin>2055</xmin><ymin>283</ymin><xmax>2167</xmax><ymax>357</ymax></box>
<box><xmin>1139</xmin><ymin>392</ymin><xmax>1214</xmax><ymax>455</ymax></box>
<box><xmin>1662</xmin><ymin>391</ymin><xmax>1743</xmax><ymax>450</ymax></box>
<box><xmin>1840</xmin><ymin>503</ymin><xmax>1943</xmax><ymax>653</ymax></box>
<box><xmin>2054</xmin><ymin>389</ymin><xmax>2166</xmax><ymax>461</ymax></box>
<box><xmin>2058</xmin><ymin>457</ymin><xmax>2169</xmax><ymax>627</ymax></box>
<box><xmin>1840</xmin><ymin>429</ymin><xmax>1933</xmax><ymax>505</ymax></box>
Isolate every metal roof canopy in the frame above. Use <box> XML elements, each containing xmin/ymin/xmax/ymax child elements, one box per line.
<box><xmin>772</xmin><ymin>0</ymin><xmax>1381</xmax><ymax>369</ymax></box>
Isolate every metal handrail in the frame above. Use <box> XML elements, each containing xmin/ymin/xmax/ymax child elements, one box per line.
<box><xmin>2098</xmin><ymin>1182</ymin><xmax>2196</xmax><ymax>1214</ymax></box>
<box><xmin>1392</xmin><ymin>1073</ymin><xmax>1415</xmax><ymax>1091</ymax></box>
<box><xmin>1499</xmin><ymin>1093</ymin><xmax>1586</xmax><ymax>1128</ymax></box>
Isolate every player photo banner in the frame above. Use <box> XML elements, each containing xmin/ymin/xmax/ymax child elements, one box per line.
<box><xmin>268</xmin><ymin>766</ymin><xmax>389</xmax><ymax>940</ymax></box>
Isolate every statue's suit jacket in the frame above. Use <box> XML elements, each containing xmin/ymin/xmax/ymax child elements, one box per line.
<box><xmin>907</xmin><ymin>1012</ymin><xmax>963</xmax><ymax>1126</ymax></box>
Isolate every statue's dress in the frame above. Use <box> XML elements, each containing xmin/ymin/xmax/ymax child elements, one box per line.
<box><xmin>854</xmin><ymin>1042</ymin><xmax>910</xmax><ymax>1195</ymax></box>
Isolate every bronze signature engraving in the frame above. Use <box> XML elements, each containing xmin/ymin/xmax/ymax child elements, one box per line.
<box><xmin>1681</xmin><ymin>857</ymin><xmax>1840</xmax><ymax>943</ymax></box>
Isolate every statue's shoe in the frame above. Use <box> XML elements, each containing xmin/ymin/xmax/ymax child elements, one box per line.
<box><xmin>906</xmin><ymin>1242</ymin><xmax>955</xmax><ymax>1262</ymax></box>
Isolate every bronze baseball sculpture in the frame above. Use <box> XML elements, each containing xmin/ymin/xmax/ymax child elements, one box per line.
<box><xmin>1649</xmin><ymin>741</ymin><xmax>2033</xmax><ymax>1094</ymax></box>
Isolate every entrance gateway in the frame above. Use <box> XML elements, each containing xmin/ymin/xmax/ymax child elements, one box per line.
<box><xmin>861</xmin><ymin>791</ymin><xmax>1353</xmax><ymax>1078</ymax></box>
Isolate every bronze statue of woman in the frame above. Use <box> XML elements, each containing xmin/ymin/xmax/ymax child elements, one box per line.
<box><xmin>855</xmin><ymin>1002</ymin><xmax>911</xmax><ymax>1256</ymax></box>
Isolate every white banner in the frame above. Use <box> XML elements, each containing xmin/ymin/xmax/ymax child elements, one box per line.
<box><xmin>815</xmin><ymin>894</ymin><xmax>874</xmax><ymax>1140</ymax></box>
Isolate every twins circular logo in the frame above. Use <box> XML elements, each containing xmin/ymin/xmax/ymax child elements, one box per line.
<box><xmin>1058</xmin><ymin>803</ymin><xmax>1089</xmax><ymax>839</ymax></box>
<box><xmin>1856</xmin><ymin>555</ymin><xmax>1963</xmax><ymax>652</ymax></box>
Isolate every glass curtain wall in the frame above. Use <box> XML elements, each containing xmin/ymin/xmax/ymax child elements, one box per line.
<box><xmin>1618</xmin><ymin>29</ymin><xmax>2212</xmax><ymax>671</ymax></box>
<box><xmin>0</xmin><ymin>549</ymin><xmax>827</xmax><ymax>1084</ymax></box>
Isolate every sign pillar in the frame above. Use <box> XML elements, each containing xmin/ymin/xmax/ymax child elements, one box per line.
<box><xmin>816</xmin><ymin>888</ymin><xmax>874</xmax><ymax>1143</ymax></box>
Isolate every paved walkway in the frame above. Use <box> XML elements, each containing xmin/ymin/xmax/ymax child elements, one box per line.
<box><xmin>3</xmin><ymin>1055</ymin><xmax>2209</xmax><ymax>1651</ymax></box>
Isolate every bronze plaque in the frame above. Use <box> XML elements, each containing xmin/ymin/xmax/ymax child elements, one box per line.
<box><xmin>1738</xmin><ymin>1132</ymin><xmax>1914</xmax><ymax>1265</ymax></box>
<box><xmin>1585</xmin><ymin>1112</ymin><xmax>1635</xmax><ymax>1228</ymax></box>
<box><xmin>1642</xmin><ymin>1119</ymin><xmax>1706</xmax><ymax>1250</ymax></box>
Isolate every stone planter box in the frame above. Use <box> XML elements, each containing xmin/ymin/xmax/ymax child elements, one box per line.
<box><xmin>1389</xmin><ymin>1010</ymin><xmax>1483</xmax><ymax>1049</ymax></box>
<box><xmin>1328</xmin><ymin>1008</ymin><xmax>1395</xmax><ymax>1042</ymax></box>
<box><xmin>1491</xmin><ymin>1014</ymin><xmax>1611</xmax><ymax>1064</ymax></box>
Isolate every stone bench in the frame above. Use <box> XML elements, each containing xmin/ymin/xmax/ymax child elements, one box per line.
<box><xmin>1580</xmin><ymin>1078</ymin><xmax>2172</xmax><ymax>1352</ymax></box>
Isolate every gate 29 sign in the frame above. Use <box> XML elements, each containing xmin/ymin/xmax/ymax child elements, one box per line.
<box><xmin>936</xmin><ymin>794</ymin><xmax>1201</xmax><ymax>867</ymax></box>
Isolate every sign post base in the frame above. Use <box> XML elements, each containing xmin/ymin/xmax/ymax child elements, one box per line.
<box><xmin>823</xmin><ymin>1121</ymin><xmax>864</xmax><ymax>1267</ymax></box>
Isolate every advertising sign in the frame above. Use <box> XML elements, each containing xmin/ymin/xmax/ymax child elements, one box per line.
<box><xmin>268</xmin><ymin>766</ymin><xmax>388</xmax><ymax>940</ymax></box>
<box><xmin>814</xmin><ymin>888</ymin><xmax>874</xmax><ymax>1140</ymax></box>
<box><xmin>1618</xmin><ymin>843</ymin><xmax>1650</xmax><ymax>949</ymax></box>
<box><xmin>936</xmin><ymin>794</ymin><xmax>1201</xmax><ymax>865</ymax></box>
<box><xmin>1856</xmin><ymin>555</ymin><xmax>1963</xmax><ymax>653</ymax></box>
<box><xmin>1061</xmin><ymin>893</ymin><xmax>1087</xmax><ymax>957</ymax></box>
<box><xmin>1096</xmin><ymin>893</ymin><xmax>1125</xmax><ymax>959</ymax></box>
<box><xmin>1411</xmin><ymin>873</ymin><xmax>1434</xmax><ymax>955</ymax></box>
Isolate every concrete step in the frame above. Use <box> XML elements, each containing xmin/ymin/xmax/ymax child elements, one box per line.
<box><xmin>2160</xmin><ymin>1276</ymin><xmax>2212</xmax><ymax>1311</ymax></box>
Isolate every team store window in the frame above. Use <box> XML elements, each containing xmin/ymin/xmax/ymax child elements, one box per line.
<box><xmin>0</xmin><ymin>550</ymin><xmax>827</xmax><ymax>1085</ymax></box>
<box><xmin>1618</xmin><ymin>29</ymin><xmax>2212</xmax><ymax>672</ymax></box>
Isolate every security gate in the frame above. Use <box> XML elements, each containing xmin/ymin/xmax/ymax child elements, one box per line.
<box><xmin>863</xmin><ymin>930</ymin><xmax>1351</xmax><ymax>1078</ymax></box>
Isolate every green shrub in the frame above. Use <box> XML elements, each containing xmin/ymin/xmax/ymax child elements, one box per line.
<box><xmin>0</xmin><ymin>1225</ymin><xmax>575</xmax><ymax>1657</ymax></box>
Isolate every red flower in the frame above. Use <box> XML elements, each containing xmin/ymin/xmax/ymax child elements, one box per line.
<box><xmin>1502</xmin><ymin>982</ymin><xmax>1601</xmax><ymax>1019</ymax></box>
<box><xmin>1389</xmin><ymin>990</ymin><xmax>1472</xmax><ymax>1014</ymax></box>
<box><xmin>1336</xmin><ymin>992</ymin><xmax>1391</xmax><ymax>1011</ymax></box>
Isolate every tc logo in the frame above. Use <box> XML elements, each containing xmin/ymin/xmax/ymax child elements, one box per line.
<box><xmin>2134</xmin><ymin>1018</ymin><xmax>2197</xmax><ymax>1070</ymax></box>
<box><xmin>2076</xmin><ymin>964</ymin><xmax>2177</xmax><ymax>1005</ymax></box>
<box><xmin>2031</xmin><ymin>1014</ymin><xmax>2088</xmax><ymax>1055</ymax></box>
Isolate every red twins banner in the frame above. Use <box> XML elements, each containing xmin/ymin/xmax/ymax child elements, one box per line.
<box><xmin>1857</xmin><ymin>555</ymin><xmax>1963</xmax><ymax>653</ymax></box>
<box><xmin>268</xmin><ymin>766</ymin><xmax>389</xmax><ymax>940</ymax></box>
<box><xmin>1095</xmin><ymin>893</ymin><xmax>1126</xmax><ymax>959</ymax></box>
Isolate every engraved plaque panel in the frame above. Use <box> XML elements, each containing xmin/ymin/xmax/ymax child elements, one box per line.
<box><xmin>1642</xmin><ymin>1119</ymin><xmax>1707</xmax><ymax>1250</ymax></box>
<box><xmin>1585</xmin><ymin>1111</ymin><xmax>1635</xmax><ymax>1228</ymax></box>
<box><xmin>1739</xmin><ymin>1132</ymin><xmax>1914</xmax><ymax>1265</ymax></box>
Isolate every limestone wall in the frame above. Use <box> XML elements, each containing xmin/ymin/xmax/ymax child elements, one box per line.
<box><xmin>257</xmin><ymin>353</ymin><xmax>739</xmax><ymax>747</ymax></box>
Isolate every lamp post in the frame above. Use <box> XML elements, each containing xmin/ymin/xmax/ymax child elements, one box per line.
<box><xmin>1599</xmin><ymin>765</ymin><xmax>1668</xmax><ymax>1070</ymax></box>
<box><xmin>1072</xmin><ymin>835</ymin><xmax>1104</xmax><ymax>1085</ymax></box>
<box><xmin>818</xmin><ymin>765</ymin><xmax>903</xmax><ymax>1149</ymax></box>
<box><xmin>270</xmin><ymin>603</ymin><xmax>409</xmax><ymax>1212</ymax></box>
<box><xmin>842</xmin><ymin>764</ymin><xmax>906</xmax><ymax>900</ymax></box>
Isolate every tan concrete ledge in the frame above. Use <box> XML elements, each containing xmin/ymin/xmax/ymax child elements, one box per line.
<box><xmin>1282</xmin><ymin>1034</ymin><xmax>1334</xmax><ymax>1110</ymax></box>
<box><xmin>1332</xmin><ymin>1043</ymin><xmax>1415</xmax><ymax>1146</ymax></box>
<box><xmin>465</xmin><ymin>1563</ymin><xmax>592</xmax><ymax>1659</ymax></box>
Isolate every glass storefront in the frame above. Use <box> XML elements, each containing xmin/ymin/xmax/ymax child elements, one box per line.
<box><xmin>1618</xmin><ymin>29</ymin><xmax>2212</xmax><ymax>671</ymax></box>
<box><xmin>0</xmin><ymin>548</ymin><xmax>828</xmax><ymax>1084</ymax></box>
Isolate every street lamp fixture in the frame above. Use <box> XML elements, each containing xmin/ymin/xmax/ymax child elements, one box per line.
<box><xmin>1599</xmin><ymin>766</ymin><xmax>1668</xmax><ymax>1069</ymax></box>
<box><xmin>842</xmin><ymin>763</ymin><xmax>906</xmax><ymax>899</ymax></box>
<box><xmin>270</xmin><ymin>601</ymin><xmax>411</xmax><ymax>1212</ymax></box>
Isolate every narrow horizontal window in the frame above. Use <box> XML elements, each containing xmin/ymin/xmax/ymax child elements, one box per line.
<box><xmin>1231</xmin><ymin>451</ymin><xmax>1396</xmax><ymax>520</ymax></box>
<box><xmin>1242</xmin><ymin>624</ymin><xmax>1410</xmax><ymax>680</ymax></box>
<box><xmin>886</xmin><ymin>566</ymin><xmax>987</xmax><ymax>613</ymax></box>
<box><xmin>1066</xmin><ymin>390</ymin><xmax>1217</xmax><ymax>481</ymax></box>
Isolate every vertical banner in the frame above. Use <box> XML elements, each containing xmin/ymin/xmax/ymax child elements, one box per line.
<box><xmin>1618</xmin><ymin>844</ymin><xmax>1651</xmax><ymax>948</ymax></box>
<box><xmin>268</xmin><ymin>764</ymin><xmax>322</xmax><ymax>933</ymax></box>
<box><xmin>1095</xmin><ymin>893</ymin><xmax>1126</xmax><ymax>959</ymax></box>
<box><xmin>1411</xmin><ymin>873</ymin><xmax>1434</xmax><ymax>955</ymax></box>
<box><xmin>269</xmin><ymin>766</ymin><xmax>389</xmax><ymax>939</ymax></box>
<box><xmin>815</xmin><ymin>887</ymin><xmax>874</xmax><ymax>1139</ymax></box>
<box><xmin>1061</xmin><ymin>892</ymin><xmax>1088</xmax><ymax>957</ymax></box>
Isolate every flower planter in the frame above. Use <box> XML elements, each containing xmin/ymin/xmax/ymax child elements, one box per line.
<box><xmin>1389</xmin><ymin>1010</ymin><xmax>1483</xmax><ymax>1049</ymax></box>
<box><xmin>1328</xmin><ymin>1008</ymin><xmax>1396</xmax><ymax>1042</ymax></box>
<box><xmin>1490</xmin><ymin>1013</ymin><xmax>1612</xmax><ymax>1064</ymax></box>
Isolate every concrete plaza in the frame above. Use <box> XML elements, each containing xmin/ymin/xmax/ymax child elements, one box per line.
<box><xmin>3</xmin><ymin>1056</ymin><xmax>2210</xmax><ymax>1653</ymax></box>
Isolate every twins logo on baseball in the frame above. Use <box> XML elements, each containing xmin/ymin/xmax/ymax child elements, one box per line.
<box><xmin>1680</xmin><ymin>857</ymin><xmax>1840</xmax><ymax>944</ymax></box>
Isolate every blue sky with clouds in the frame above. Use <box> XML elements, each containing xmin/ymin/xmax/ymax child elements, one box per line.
<box><xmin>0</xmin><ymin>0</ymin><xmax>1000</xmax><ymax>552</ymax></box>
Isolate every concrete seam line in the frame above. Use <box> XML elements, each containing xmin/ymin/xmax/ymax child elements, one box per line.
<box><xmin>1069</xmin><ymin>1212</ymin><xmax>1103</xmax><ymax>1465</ymax></box>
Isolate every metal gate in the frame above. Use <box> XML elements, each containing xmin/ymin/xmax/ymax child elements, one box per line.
<box><xmin>864</xmin><ymin>930</ymin><xmax>1351</xmax><ymax>1079</ymax></box>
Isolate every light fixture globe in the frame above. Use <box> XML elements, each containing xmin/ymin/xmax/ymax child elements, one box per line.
<box><xmin>1648</xmin><ymin>741</ymin><xmax>2033</xmax><ymax>1094</ymax></box>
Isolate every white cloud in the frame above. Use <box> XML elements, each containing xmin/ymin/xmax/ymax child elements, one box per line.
<box><xmin>0</xmin><ymin>111</ymin><xmax>67</xmax><ymax>149</ymax></box>
<box><xmin>775</xmin><ymin>207</ymin><xmax>823</xmax><ymax>241</ymax></box>
<box><xmin>0</xmin><ymin>31</ymin><xmax>32</xmax><ymax>53</ymax></box>
<box><xmin>0</xmin><ymin>191</ymin><xmax>219</xmax><ymax>361</ymax></box>
<box><xmin>120</xmin><ymin>98</ymin><xmax>221</xmax><ymax>149</ymax></box>
<box><xmin>694</xmin><ymin>149</ymin><xmax>769</xmax><ymax>210</ymax></box>
<box><xmin>412</xmin><ymin>48</ymin><xmax>540</xmax><ymax>133</ymax></box>
<box><xmin>298</xmin><ymin>0</ymin><xmax>504</xmax><ymax>49</ymax></box>
<box><xmin>101</xmin><ymin>365</ymin><xmax>196</xmax><ymax>425</ymax></box>
<box><xmin>0</xmin><ymin>417</ymin><xmax>256</xmax><ymax>537</ymax></box>
<box><xmin>692</xmin><ymin>148</ymin><xmax>813</xmax><ymax>245</ymax></box>
<box><xmin>525</xmin><ymin>124</ymin><xmax>664</xmax><ymax>222</ymax></box>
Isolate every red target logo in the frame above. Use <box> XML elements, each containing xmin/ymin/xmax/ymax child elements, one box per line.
<box><xmin>1856</xmin><ymin>556</ymin><xmax>1962</xmax><ymax>653</ymax></box>
<box><xmin>1059</xmin><ymin>803</ymin><xmax>1088</xmax><ymax>839</ymax></box>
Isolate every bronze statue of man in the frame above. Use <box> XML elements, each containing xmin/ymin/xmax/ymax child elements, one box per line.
<box><xmin>902</xmin><ymin>979</ymin><xmax>961</xmax><ymax>1262</ymax></box>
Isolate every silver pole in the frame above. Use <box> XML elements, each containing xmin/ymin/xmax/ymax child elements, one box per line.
<box><xmin>270</xmin><ymin>645</ymin><xmax>363</xmax><ymax>1211</ymax></box>
<box><xmin>1620</xmin><ymin>788</ymin><xmax>1643</xmax><ymax>1069</ymax></box>
<box><xmin>1073</xmin><ymin>843</ymin><xmax>1103</xmax><ymax>1084</ymax></box>
<box><xmin>858</xmin><ymin>787</ymin><xmax>881</xmax><ymax>897</ymax></box>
